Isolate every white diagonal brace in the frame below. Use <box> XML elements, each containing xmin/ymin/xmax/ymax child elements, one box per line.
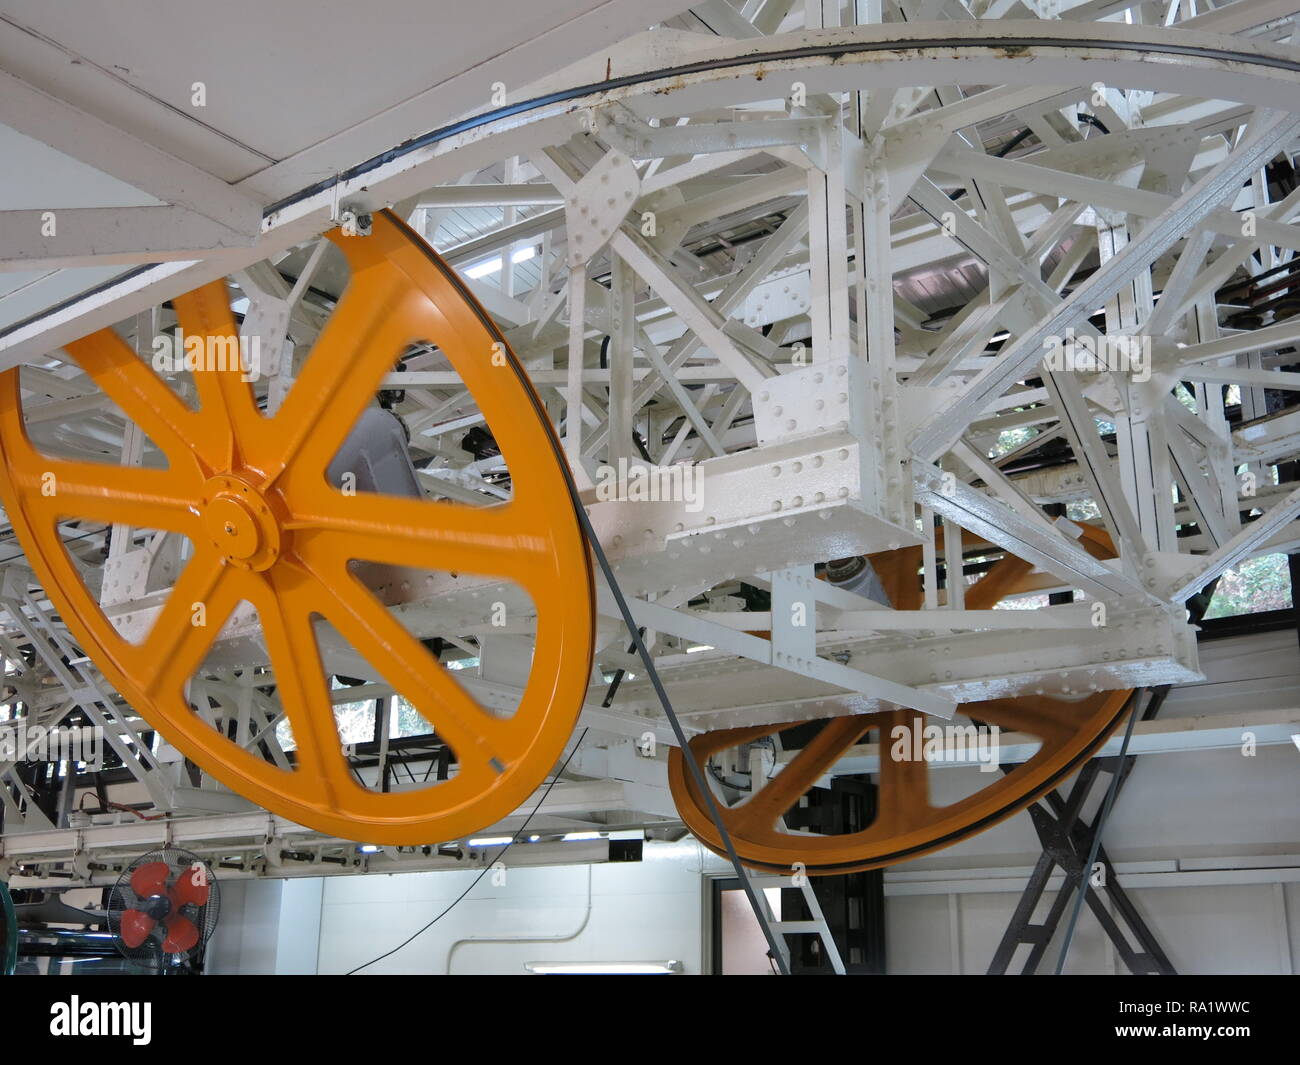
<box><xmin>1040</xmin><ymin>368</ymin><xmax>1148</xmax><ymax>563</ymax></box>
<box><xmin>1167</xmin><ymin>430</ymin><xmax>1231</xmax><ymax>551</ymax></box>
<box><xmin>952</xmin><ymin>440</ymin><xmax>1072</xmax><ymax>542</ymax></box>
<box><xmin>588</xmin><ymin>203</ymin><xmax>810</xmax><ymax>459</ymax></box>
<box><xmin>1166</xmin><ymin>484</ymin><xmax>1300</xmax><ymax>604</ymax></box>
<box><xmin>914</xmin><ymin>461</ymin><xmax>1150</xmax><ymax>602</ymax></box>
<box><xmin>910</xmin><ymin>111</ymin><xmax>1300</xmax><ymax>460</ymax></box>
<box><xmin>635</xmin><ymin>323</ymin><xmax>726</xmax><ymax>457</ymax></box>
<box><xmin>609</xmin><ymin>227</ymin><xmax>773</xmax><ymax>392</ymax></box>
<box><xmin>933</xmin><ymin>148</ymin><xmax>1300</xmax><ymax>251</ymax></box>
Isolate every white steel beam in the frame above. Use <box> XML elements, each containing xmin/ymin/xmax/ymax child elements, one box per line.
<box><xmin>0</xmin><ymin>206</ymin><xmax>258</xmax><ymax>270</ymax></box>
<box><xmin>0</xmin><ymin>68</ymin><xmax>261</xmax><ymax>239</ymax></box>
<box><xmin>594</xmin><ymin>583</ymin><xmax>958</xmax><ymax>718</ymax></box>
<box><xmin>909</xmin><ymin>109</ymin><xmax>1300</xmax><ymax>460</ymax></box>
<box><xmin>914</xmin><ymin>461</ymin><xmax>1150</xmax><ymax>601</ymax></box>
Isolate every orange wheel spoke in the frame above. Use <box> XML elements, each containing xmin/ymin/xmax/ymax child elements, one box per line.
<box><xmin>731</xmin><ymin>716</ymin><xmax>868</xmax><ymax>834</ymax></box>
<box><xmin>136</xmin><ymin>556</ymin><xmax>238</xmax><ymax>701</ymax></box>
<box><xmin>172</xmin><ymin>282</ymin><xmax>263</xmax><ymax>469</ymax></box>
<box><xmin>265</xmin><ymin>272</ymin><xmax>414</xmax><ymax>481</ymax></box>
<box><xmin>966</xmin><ymin>696</ymin><xmax>1079</xmax><ymax>744</ymax></box>
<box><xmin>877</xmin><ymin>713</ymin><xmax>931</xmax><ymax>826</ymax></box>
<box><xmin>965</xmin><ymin>554</ymin><xmax>1035</xmax><ymax>610</ymax></box>
<box><xmin>63</xmin><ymin>331</ymin><xmax>203</xmax><ymax>468</ymax></box>
<box><xmin>16</xmin><ymin>461</ymin><xmax>199</xmax><ymax>534</ymax></box>
<box><xmin>301</xmin><ymin>557</ymin><xmax>519</xmax><ymax>772</ymax></box>
<box><xmin>289</xmin><ymin>492</ymin><xmax>550</xmax><ymax>587</ymax></box>
<box><xmin>254</xmin><ymin>571</ymin><xmax>354</xmax><ymax>800</ymax></box>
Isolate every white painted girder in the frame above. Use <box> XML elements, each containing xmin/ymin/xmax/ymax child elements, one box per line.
<box><xmin>9</xmin><ymin>17</ymin><xmax>1300</xmax><ymax>358</ymax></box>
<box><xmin>8</xmin><ymin>4</ymin><xmax>1300</xmax><ymax>851</ymax></box>
<box><xmin>909</xmin><ymin>109</ymin><xmax>1300</xmax><ymax>459</ymax></box>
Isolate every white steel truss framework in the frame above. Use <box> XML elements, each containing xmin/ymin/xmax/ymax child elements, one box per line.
<box><xmin>4</xmin><ymin>0</ymin><xmax>1300</xmax><ymax>882</ymax></box>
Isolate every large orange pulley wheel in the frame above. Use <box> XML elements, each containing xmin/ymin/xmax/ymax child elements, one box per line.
<box><xmin>0</xmin><ymin>211</ymin><xmax>594</xmax><ymax>844</ymax></box>
<box><xmin>669</xmin><ymin>527</ymin><xmax>1133</xmax><ymax>874</ymax></box>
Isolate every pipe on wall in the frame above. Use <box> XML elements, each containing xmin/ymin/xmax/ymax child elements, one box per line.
<box><xmin>443</xmin><ymin>865</ymin><xmax>593</xmax><ymax>975</ymax></box>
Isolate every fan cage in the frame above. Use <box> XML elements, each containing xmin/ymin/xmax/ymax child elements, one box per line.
<box><xmin>107</xmin><ymin>847</ymin><xmax>221</xmax><ymax>964</ymax></box>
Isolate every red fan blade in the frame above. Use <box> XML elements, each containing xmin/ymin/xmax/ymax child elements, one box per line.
<box><xmin>120</xmin><ymin>909</ymin><xmax>156</xmax><ymax>949</ymax></box>
<box><xmin>130</xmin><ymin>861</ymin><xmax>170</xmax><ymax>898</ymax></box>
<box><xmin>162</xmin><ymin>915</ymin><xmax>199</xmax><ymax>955</ymax></box>
<box><xmin>169</xmin><ymin>864</ymin><xmax>210</xmax><ymax>908</ymax></box>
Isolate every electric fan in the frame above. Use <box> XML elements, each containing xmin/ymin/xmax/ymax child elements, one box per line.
<box><xmin>107</xmin><ymin>848</ymin><xmax>220</xmax><ymax>968</ymax></box>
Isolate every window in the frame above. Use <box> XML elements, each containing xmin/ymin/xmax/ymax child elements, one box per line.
<box><xmin>1202</xmin><ymin>553</ymin><xmax>1292</xmax><ymax>619</ymax></box>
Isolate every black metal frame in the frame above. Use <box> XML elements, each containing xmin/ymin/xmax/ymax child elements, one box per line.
<box><xmin>986</xmin><ymin>687</ymin><xmax>1177</xmax><ymax>975</ymax></box>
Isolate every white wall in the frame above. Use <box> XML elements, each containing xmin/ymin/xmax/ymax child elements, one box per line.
<box><xmin>205</xmin><ymin>750</ymin><xmax>1297</xmax><ymax>974</ymax></box>
<box><xmin>316</xmin><ymin>840</ymin><xmax>723</xmax><ymax>975</ymax></box>
<box><xmin>879</xmin><ymin>735</ymin><xmax>1300</xmax><ymax>973</ymax></box>
<box><xmin>206</xmin><ymin>761</ymin><xmax>1297</xmax><ymax>976</ymax></box>
<box><xmin>208</xmin><ymin>877</ymin><xmax>322</xmax><ymax>974</ymax></box>
<box><xmin>886</xmin><ymin>881</ymin><xmax>1300</xmax><ymax>975</ymax></box>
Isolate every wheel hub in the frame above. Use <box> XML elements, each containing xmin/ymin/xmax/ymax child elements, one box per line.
<box><xmin>200</xmin><ymin>474</ymin><xmax>282</xmax><ymax>571</ymax></box>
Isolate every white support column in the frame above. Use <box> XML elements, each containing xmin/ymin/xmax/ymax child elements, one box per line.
<box><xmin>565</xmin><ymin>265</ymin><xmax>588</xmax><ymax>472</ymax></box>
<box><xmin>1194</xmin><ymin>297</ymin><xmax>1243</xmax><ymax>534</ymax></box>
<box><xmin>608</xmin><ymin>254</ymin><xmax>637</xmax><ymax>465</ymax></box>
<box><xmin>943</xmin><ymin>513</ymin><xmax>966</xmax><ymax>610</ymax></box>
<box><xmin>922</xmin><ymin>507</ymin><xmax>940</xmax><ymax>610</ymax></box>
<box><xmin>1100</xmin><ymin>212</ymin><xmax>1178</xmax><ymax>554</ymax></box>
<box><xmin>806</xmin><ymin>118</ymin><xmax>850</xmax><ymax>364</ymax></box>
<box><xmin>854</xmin><ymin>135</ymin><xmax>903</xmax><ymax>516</ymax></box>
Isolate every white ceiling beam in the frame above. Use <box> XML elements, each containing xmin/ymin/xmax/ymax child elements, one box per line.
<box><xmin>0</xmin><ymin>68</ymin><xmax>262</xmax><ymax>239</ymax></box>
<box><xmin>0</xmin><ymin>206</ymin><xmax>256</xmax><ymax>271</ymax></box>
<box><xmin>414</xmin><ymin>184</ymin><xmax>564</xmax><ymax>207</ymax></box>
<box><xmin>6</xmin><ymin>20</ymin><xmax>1300</xmax><ymax>364</ymax></box>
